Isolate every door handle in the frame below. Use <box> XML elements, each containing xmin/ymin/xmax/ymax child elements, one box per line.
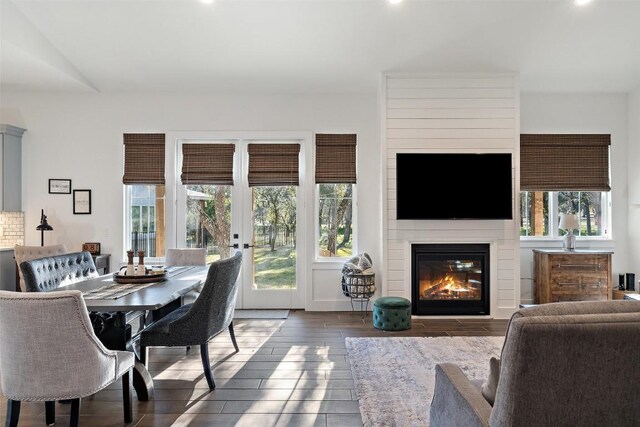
<box><xmin>228</xmin><ymin>244</ymin><xmax>239</xmax><ymax>249</ymax></box>
<box><xmin>243</xmin><ymin>243</ymin><xmax>255</xmax><ymax>249</ymax></box>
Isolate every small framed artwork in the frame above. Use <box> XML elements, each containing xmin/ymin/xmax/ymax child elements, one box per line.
<box><xmin>82</xmin><ymin>242</ymin><xmax>101</xmax><ymax>255</ymax></box>
<box><xmin>49</xmin><ymin>179</ymin><xmax>72</xmax><ymax>194</ymax></box>
<box><xmin>73</xmin><ymin>189</ymin><xmax>92</xmax><ymax>214</ymax></box>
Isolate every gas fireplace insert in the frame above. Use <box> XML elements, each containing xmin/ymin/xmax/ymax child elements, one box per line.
<box><xmin>411</xmin><ymin>244</ymin><xmax>490</xmax><ymax>315</ymax></box>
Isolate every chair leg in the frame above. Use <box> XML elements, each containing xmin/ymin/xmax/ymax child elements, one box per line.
<box><xmin>122</xmin><ymin>369</ymin><xmax>133</xmax><ymax>423</ymax></box>
<box><xmin>5</xmin><ymin>399</ymin><xmax>20</xmax><ymax>427</ymax></box>
<box><xmin>45</xmin><ymin>400</ymin><xmax>55</xmax><ymax>425</ymax></box>
<box><xmin>228</xmin><ymin>321</ymin><xmax>240</xmax><ymax>353</ymax></box>
<box><xmin>69</xmin><ymin>398</ymin><xmax>81</xmax><ymax>427</ymax></box>
<box><xmin>200</xmin><ymin>343</ymin><xmax>216</xmax><ymax>391</ymax></box>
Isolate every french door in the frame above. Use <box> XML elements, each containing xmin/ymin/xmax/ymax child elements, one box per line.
<box><xmin>175</xmin><ymin>134</ymin><xmax>306</xmax><ymax>309</ymax></box>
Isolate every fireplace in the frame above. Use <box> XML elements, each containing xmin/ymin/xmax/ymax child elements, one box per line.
<box><xmin>412</xmin><ymin>244</ymin><xmax>490</xmax><ymax>315</ymax></box>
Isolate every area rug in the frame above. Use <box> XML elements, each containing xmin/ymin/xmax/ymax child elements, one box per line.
<box><xmin>233</xmin><ymin>309</ymin><xmax>290</xmax><ymax>319</ymax></box>
<box><xmin>346</xmin><ymin>336</ymin><xmax>504</xmax><ymax>427</ymax></box>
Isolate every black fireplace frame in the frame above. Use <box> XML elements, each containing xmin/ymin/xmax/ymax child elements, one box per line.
<box><xmin>411</xmin><ymin>243</ymin><xmax>490</xmax><ymax>316</ymax></box>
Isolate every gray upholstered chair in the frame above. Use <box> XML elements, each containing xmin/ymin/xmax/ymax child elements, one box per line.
<box><xmin>140</xmin><ymin>252</ymin><xmax>242</xmax><ymax>391</ymax></box>
<box><xmin>165</xmin><ymin>248</ymin><xmax>207</xmax><ymax>266</ymax></box>
<box><xmin>430</xmin><ymin>300</ymin><xmax>640</xmax><ymax>427</ymax></box>
<box><xmin>166</xmin><ymin>247</ymin><xmax>208</xmax><ymax>305</ymax></box>
<box><xmin>20</xmin><ymin>251</ymin><xmax>99</xmax><ymax>292</ymax></box>
<box><xmin>13</xmin><ymin>243</ymin><xmax>67</xmax><ymax>291</ymax></box>
<box><xmin>0</xmin><ymin>290</ymin><xmax>134</xmax><ymax>427</ymax></box>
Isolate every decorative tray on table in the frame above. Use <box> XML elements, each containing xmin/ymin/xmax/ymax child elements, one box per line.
<box><xmin>113</xmin><ymin>268</ymin><xmax>167</xmax><ymax>284</ymax></box>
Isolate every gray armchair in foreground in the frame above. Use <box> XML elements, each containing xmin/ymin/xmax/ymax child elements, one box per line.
<box><xmin>0</xmin><ymin>290</ymin><xmax>135</xmax><ymax>427</ymax></box>
<box><xmin>139</xmin><ymin>252</ymin><xmax>242</xmax><ymax>391</ymax></box>
<box><xmin>430</xmin><ymin>301</ymin><xmax>640</xmax><ymax>427</ymax></box>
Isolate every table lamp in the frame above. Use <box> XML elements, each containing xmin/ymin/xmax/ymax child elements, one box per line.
<box><xmin>36</xmin><ymin>209</ymin><xmax>53</xmax><ymax>246</ymax></box>
<box><xmin>559</xmin><ymin>213</ymin><xmax>579</xmax><ymax>250</ymax></box>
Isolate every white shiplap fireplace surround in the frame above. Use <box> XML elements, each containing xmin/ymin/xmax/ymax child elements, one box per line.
<box><xmin>382</xmin><ymin>73</ymin><xmax>521</xmax><ymax>319</ymax></box>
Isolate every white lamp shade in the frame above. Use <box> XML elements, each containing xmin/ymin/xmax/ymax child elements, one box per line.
<box><xmin>559</xmin><ymin>213</ymin><xmax>579</xmax><ymax>230</ymax></box>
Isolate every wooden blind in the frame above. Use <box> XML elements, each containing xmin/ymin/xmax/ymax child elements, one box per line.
<box><xmin>521</xmin><ymin>134</ymin><xmax>611</xmax><ymax>191</ymax></box>
<box><xmin>315</xmin><ymin>134</ymin><xmax>357</xmax><ymax>184</ymax></box>
<box><xmin>247</xmin><ymin>143</ymin><xmax>300</xmax><ymax>187</ymax></box>
<box><xmin>181</xmin><ymin>143</ymin><xmax>235</xmax><ymax>185</ymax></box>
<box><xmin>122</xmin><ymin>133</ymin><xmax>166</xmax><ymax>185</ymax></box>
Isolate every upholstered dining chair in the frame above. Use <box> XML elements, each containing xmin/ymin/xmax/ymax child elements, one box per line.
<box><xmin>165</xmin><ymin>248</ymin><xmax>207</xmax><ymax>267</ymax></box>
<box><xmin>140</xmin><ymin>252</ymin><xmax>242</xmax><ymax>391</ymax></box>
<box><xmin>13</xmin><ymin>243</ymin><xmax>67</xmax><ymax>291</ymax></box>
<box><xmin>166</xmin><ymin>248</ymin><xmax>208</xmax><ymax>305</ymax></box>
<box><xmin>0</xmin><ymin>290</ymin><xmax>135</xmax><ymax>427</ymax></box>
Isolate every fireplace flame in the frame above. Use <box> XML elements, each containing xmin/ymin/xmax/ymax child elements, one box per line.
<box><xmin>439</xmin><ymin>274</ymin><xmax>472</xmax><ymax>292</ymax></box>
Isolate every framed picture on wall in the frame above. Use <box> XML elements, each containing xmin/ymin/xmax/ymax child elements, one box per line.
<box><xmin>73</xmin><ymin>189</ymin><xmax>92</xmax><ymax>214</ymax></box>
<box><xmin>49</xmin><ymin>179</ymin><xmax>72</xmax><ymax>194</ymax></box>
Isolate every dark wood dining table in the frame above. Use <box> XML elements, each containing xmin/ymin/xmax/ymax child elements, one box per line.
<box><xmin>52</xmin><ymin>265</ymin><xmax>209</xmax><ymax>401</ymax></box>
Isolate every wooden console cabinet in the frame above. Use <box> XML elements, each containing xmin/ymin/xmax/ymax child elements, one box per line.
<box><xmin>533</xmin><ymin>249</ymin><xmax>612</xmax><ymax>304</ymax></box>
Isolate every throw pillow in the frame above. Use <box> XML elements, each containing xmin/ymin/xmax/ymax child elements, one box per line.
<box><xmin>481</xmin><ymin>357</ymin><xmax>500</xmax><ymax>406</ymax></box>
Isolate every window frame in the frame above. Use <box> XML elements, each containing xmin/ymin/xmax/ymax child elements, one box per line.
<box><xmin>519</xmin><ymin>190</ymin><xmax>612</xmax><ymax>241</ymax></box>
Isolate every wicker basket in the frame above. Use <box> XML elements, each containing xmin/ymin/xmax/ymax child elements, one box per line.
<box><xmin>341</xmin><ymin>272</ymin><xmax>375</xmax><ymax>299</ymax></box>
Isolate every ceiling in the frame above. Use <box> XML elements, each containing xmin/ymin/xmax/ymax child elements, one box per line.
<box><xmin>2</xmin><ymin>0</ymin><xmax>640</xmax><ymax>94</ymax></box>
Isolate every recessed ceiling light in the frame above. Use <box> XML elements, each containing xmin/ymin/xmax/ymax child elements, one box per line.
<box><xmin>388</xmin><ymin>0</ymin><xmax>403</xmax><ymax>5</ymax></box>
<box><xmin>575</xmin><ymin>0</ymin><xmax>592</xmax><ymax>5</ymax></box>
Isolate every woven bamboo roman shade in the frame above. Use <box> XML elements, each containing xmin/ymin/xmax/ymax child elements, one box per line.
<box><xmin>122</xmin><ymin>133</ymin><xmax>166</xmax><ymax>185</ymax></box>
<box><xmin>315</xmin><ymin>134</ymin><xmax>357</xmax><ymax>184</ymax></box>
<box><xmin>521</xmin><ymin>134</ymin><xmax>611</xmax><ymax>191</ymax></box>
<box><xmin>247</xmin><ymin>143</ymin><xmax>300</xmax><ymax>186</ymax></box>
<box><xmin>181</xmin><ymin>143</ymin><xmax>235</xmax><ymax>185</ymax></box>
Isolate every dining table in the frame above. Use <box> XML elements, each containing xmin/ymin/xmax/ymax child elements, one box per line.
<box><xmin>51</xmin><ymin>265</ymin><xmax>209</xmax><ymax>401</ymax></box>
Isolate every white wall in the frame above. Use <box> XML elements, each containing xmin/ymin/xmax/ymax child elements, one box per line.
<box><xmin>520</xmin><ymin>93</ymin><xmax>629</xmax><ymax>303</ymax></box>
<box><xmin>1</xmin><ymin>91</ymin><xmax>379</xmax><ymax>310</ymax></box>
<box><xmin>628</xmin><ymin>87</ymin><xmax>640</xmax><ymax>276</ymax></box>
<box><xmin>382</xmin><ymin>74</ymin><xmax>521</xmax><ymax>319</ymax></box>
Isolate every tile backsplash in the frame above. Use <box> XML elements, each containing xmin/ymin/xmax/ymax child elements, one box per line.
<box><xmin>0</xmin><ymin>212</ymin><xmax>24</xmax><ymax>247</ymax></box>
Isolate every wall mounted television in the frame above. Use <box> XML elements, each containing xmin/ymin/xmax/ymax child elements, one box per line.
<box><xmin>396</xmin><ymin>153</ymin><xmax>513</xmax><ymax>220</ymax></box>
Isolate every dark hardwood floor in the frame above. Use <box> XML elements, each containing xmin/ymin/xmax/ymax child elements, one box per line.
<box><xmin>1</xmin><ymin>311</ymin><xmax>508</xmax><ymax>426</ymax></box>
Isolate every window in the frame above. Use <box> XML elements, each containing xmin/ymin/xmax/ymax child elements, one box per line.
<box><xmin>318</xmin><ymin>184</ymin><xmax>354</xmax><ymax>257</ymax></box>
<box><xmin>520</xmin><ymin>191</ymin><xmax>609</xmax><ymax>238</ymax></box>
<box><xmin>520</xmin><ymin>134</ymin><xmax>611</xmax><ymax>240</ymax></box>
<box><xmin>315</xmin><ymin>134</ymin><xmax>357</xmax><ymax>259</ymax></box>
<box><xmin>122</xmin><ymin>133</ymin><xmax>166</xmax><ymax>258</ymax></box>
<box><xmin>126</xmin><ymin>185</ymin><xmax>165</xmax><ymax>257</ymax></box>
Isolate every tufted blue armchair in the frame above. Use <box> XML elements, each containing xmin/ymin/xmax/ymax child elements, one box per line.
<box><xmin>20</xmin><ymin>251</ymin><xmax>99</xmax><ymax>292</ymax></box>
<box><xmin>139</xmin><ymin>252</ymin><xmax>242</xmax><ymax>391</ymax></box>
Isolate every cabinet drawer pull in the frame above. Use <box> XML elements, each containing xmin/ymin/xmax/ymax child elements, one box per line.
<box><xmin>557</xmin><ymin>281</ymin><xmax>602</xmax><ymax>288</ymax></box>
<box><xmin>556</xmin><ymin>264</ymin><xmax>601</xmax><ymax>270</ymax></box>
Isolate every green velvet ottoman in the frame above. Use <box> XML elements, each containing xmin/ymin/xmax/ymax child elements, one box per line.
<box><xmin>373</xmin><ymin>297</ymin><xmax>411</xmax><ymax>331</ymax></box>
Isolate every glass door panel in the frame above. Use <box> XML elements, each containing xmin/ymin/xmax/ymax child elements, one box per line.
<box><xmin>251</xmin><ymin>186</ymin><xmax>297</xmax><ymax>290</ymax></box>
<box><xmin>185</xmin><ymin>185</ymin><xmax>233</xmax><ymax>262</ymax></box>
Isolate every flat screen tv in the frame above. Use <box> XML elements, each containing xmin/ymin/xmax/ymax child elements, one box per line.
<box><xmin>396</xmin><ymin>153</ymin><xmax>513</xmax><ymax>220</ymax></box>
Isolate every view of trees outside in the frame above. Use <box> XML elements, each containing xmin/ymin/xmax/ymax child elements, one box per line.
<box><xmin>186</xmin><ymin>185</ymin><xmax>231</xmax><ymax>263</ymax></box>
<box><xmin>520</xmin><ymin>191</ymin><xmax>549</xmax><ymax>236</ymax></box>
<box><xmin>520</xmin><ymin>191</ymin><xmax>604</xmax><ymax>237</ymax></box>
<box><xmin>558</xmin><ymin>191</ymin><xmax>602</xmax><ymax>236</ymax></box>
<box><xmin>318</xmin><ymin>184</ymin><xmax>353</xmax><ymax>257</ymax></box>
<box><xmin>252</xmin><ymin>186</ymin><xmax>297</xmax><ymax>290</ymax></box>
